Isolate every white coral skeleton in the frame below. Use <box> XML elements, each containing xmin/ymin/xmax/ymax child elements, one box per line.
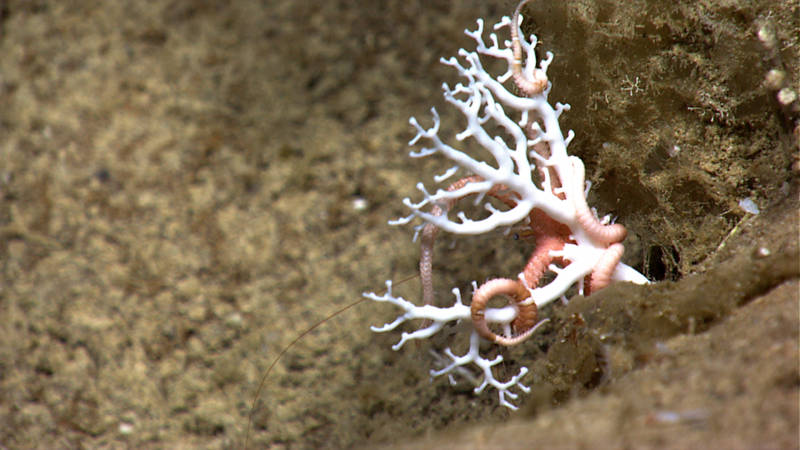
<box><xmin>364</xmin><ymin>1</ymin><xmax>648</xmax><ymax>409</ymax></box>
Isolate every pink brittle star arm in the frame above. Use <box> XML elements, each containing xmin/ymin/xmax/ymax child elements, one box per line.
<box><xmin>419</xmin><ymin>176</ymin><xmax>518</xmax><ymax>307</ymax></box>
<box><xmin>587</xmin><ymin>243</ymin><xmax>625</xmax><ymax>294</ymax></box>
<box><xmin>569</xmin><ymin>157</ymin><xmax>627</xmax><ymax>246</ymax></box>
<box><xmin>510</xmin><ymin>0</ymin><xmax>548</xmax><ymax>96</ymax></box>
<box><xmin>469</xmin><ymin>209</ymin><xmax>569</xmax><ymax>345</ymax></box>
<box><xmin>519</xmin><ymin>208</ymin><xmax>572</xmax><ymax>288</ymax></box>
<box><xmin>470</xmin><ymin>278</ymin><xmax>545</xmax><ymax>346</ymax></box>
<box><xmin>565</xmin><ymin>157</ymin><xmax>628</xmax><ymax>294</ymax></box>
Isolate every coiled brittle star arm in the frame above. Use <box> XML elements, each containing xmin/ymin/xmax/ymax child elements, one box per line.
<box><xmin>511</xmin><ymin>0</ymin><xmax>548</xmax><ymax>96</ymax></box>
<box><xmin>470</xmin><ymin>278</ymin><xmax>547</xmax><ymax>346</ymax></box>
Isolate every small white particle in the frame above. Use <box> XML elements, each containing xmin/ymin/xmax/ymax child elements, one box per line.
<box><xmin>764</xmin><ymin>69</ymin><xmax>786</xmax><ymax>90</ymax></box>
<box><xmin>225</xmin><ymin>312</ymin><xmax>243</xmax><ymax>328</ymax></box>
<box><xmin>119</xmin><ymin>422</ymin><xmax>134</xmax><ymax>435</ymax></box>
<box><xmin>352</xmin><ymin>197</ymin><xmax>368</xmax><ymax>212</ymax></box>
<box><xmin>738</xmin><ymin>197</ymin><xmax>760</xmax><ymax>215</ymax></box>
<box><xmin>667</xmin><ymin>145</ymin><xmax>680</xmax><ymax>157</ymax></box>
<box><xmin>757</xmin><ymin>25</ymin><xmax>777</xmax><ymax>50</ymax></box>
<box><xmin>777</xmin><ymin>87</ymin><xmax>798</xmax><ymax>106</ymax></box>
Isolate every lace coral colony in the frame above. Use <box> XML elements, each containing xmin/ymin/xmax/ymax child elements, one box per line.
<box><xmin>364</xmin><ymin>0</ymin><xmax>648</xmax><ymax>409</ymax></box>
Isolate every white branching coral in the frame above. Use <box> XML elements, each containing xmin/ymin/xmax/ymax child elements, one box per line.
<box><xmin>365</xmin><ymin>3</ymin><xmax>648</xmax><ymax>409</ymax></box>
<box><xmin>366</xmin><ymin>280</ymin><xmax>547</xmax><ymax>409</ymax></box>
